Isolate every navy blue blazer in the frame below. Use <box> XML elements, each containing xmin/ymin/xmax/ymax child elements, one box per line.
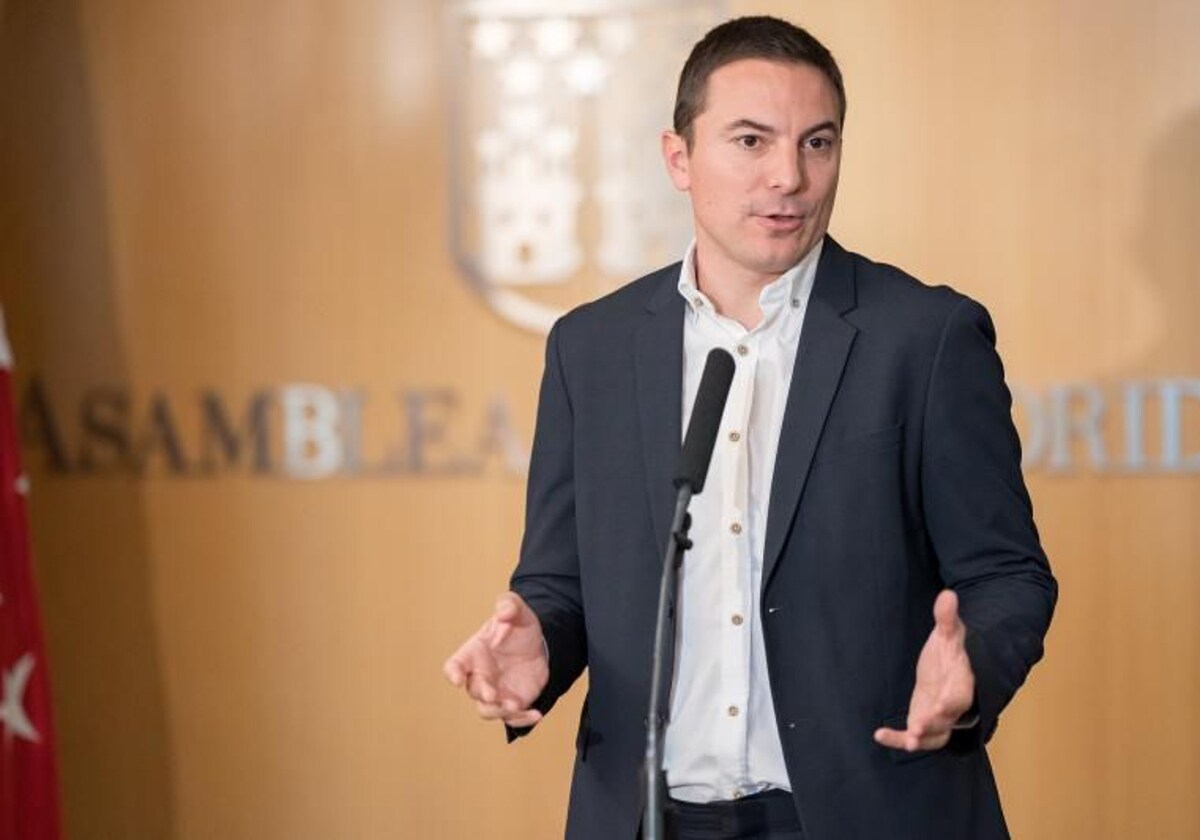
<box><xmin>509</xmin><ymin>237</ymin><xmax>1056</xmax><ymax>839</ymax></box>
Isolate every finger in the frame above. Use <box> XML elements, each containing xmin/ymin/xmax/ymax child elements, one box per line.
<box><xmin>502</xmin><ymin>709</ymin><xmax>543</xmax><ymax>728</ymax></box>
<box><xmin>873</xmin><ymin>727</ymin><xmax>921</xmax><ymax>752</ymax></box>
<box><xmin>494</xmin><ymin>591</ymin><xmax>523</xmax><ymax>623</ymax></box>
<box><xmin>909</xmin><ymin>708</ymin><xmax>950</xmax><ymax>738</ymax></box>
<box><xmin>466</xmin><ymin>671</ymin><xmax>499</xmax><ymax>705</ymax></box>
<box><xmin>906</xmin><ymin>697</ymin><xmax>953</xmax><ymax>731</ymax></box>
<box><xmin>446</xmin><ymin>637</ymin><xmax>492</xmax><ymax>686</ymax></box>
<box><xmin>488</xmin><ymin>594</ymin><xmax>525</xmax><ymax>646</ymax></box>
<box><xmin>916</xmin><ymin>728</ymin><xmax>951</xmax><ymax>751</ymax></box>
<box><xmin>933</xmin><ymin>589</ymin><xmax>962</xmax><ymax>638</ymax></box>
<box><xmin>903</xmin><ymin>707</ymin><xmax>957</xmax><ymax>750</ymax></box>
<box><xmin>445</xmin><ymin>635</ymin><xmax>490</xmax><ymax>683</ymax></box>
<box><xmin>911</xmin><ymin>695</ymin><xmax>971</xmax><ymax>736</ymax></box>
<box><xmin>500</xmin><ymin>695</ymin><xmax>526</xmax><ymax>715</ymax></box>
<box><xmin>475</xmin><ymin>699</ymin><xmax>508</xmax><ymax>720</ymax></box>
<box><xmin>875</xmin><ymin>725</ymin><xmax>948</xmax><ymax>754</ymax></box>
<box><xmin>475</xmin><ymin>701</ymin><xmax>542</xmax><ymax>727</ymax></box>
<box><xmin>906</xmin><ymin>713</ymin><xmax>929</xmax><ymax>739</ymax></box>
<box><xmin>443</xmin><ymin>657</ymin><xmax>467</xmax><ymax>687</ymax></box>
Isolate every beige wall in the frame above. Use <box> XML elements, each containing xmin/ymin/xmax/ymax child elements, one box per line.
<box><xmin>0</xmin><ymin>0</ymin><xmax>1197</xmax><ymax>837</ymax></box>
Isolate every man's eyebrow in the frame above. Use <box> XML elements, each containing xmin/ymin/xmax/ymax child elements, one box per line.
<box><xmin>723</xmin><ymin>118</ymin><xmax>776</xmax><ymax>135</ymax></box>
<box><xmin>802</xmin><ymin>120</ymin><xmax>840</xmax><ymax>139</ymax></box>
<box><xmin>722</xmin><ymin>118</ymin><xmax>841</xmax><ymax>138</ymax></box>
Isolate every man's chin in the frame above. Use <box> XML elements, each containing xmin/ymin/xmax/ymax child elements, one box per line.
<box><xmin>752</xmin><ymin>241</ymin><xmax>819</xmax><ymax>274</ymax></box>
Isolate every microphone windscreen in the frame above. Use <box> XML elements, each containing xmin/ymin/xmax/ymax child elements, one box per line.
<box><xmin>675</xmin><ymin>348</ymin><xmax>736</xmax><ymax>493</ymax></box>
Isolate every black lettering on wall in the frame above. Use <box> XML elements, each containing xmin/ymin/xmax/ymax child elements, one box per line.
<box><xmin>198</xmin><ymin>390</ymin><xmax>272</xmax><ymax>473</ymax></box>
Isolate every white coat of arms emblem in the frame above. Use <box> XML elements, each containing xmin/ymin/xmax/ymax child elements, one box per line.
<box><xmin>446</xmin><ymin>0</ymin><xmax>725</xmax><ymax>333</ymax></box>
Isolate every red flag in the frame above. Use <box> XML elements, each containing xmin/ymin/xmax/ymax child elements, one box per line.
<box><xmin>0</xmin><ymin>308</ymin><xmax>61</xmax><ymax>839</ymax></box>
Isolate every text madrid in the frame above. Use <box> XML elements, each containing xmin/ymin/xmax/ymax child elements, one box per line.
<box><xmin>14</xmin><ymin>378</ymin><xmax>1200</xmax><ymax>479</ymax></box>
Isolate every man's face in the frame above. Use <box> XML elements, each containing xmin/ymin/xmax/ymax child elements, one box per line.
<box><xmin>662</xmin><ymin>59</ymin><xmax>842</xmax><ymax>287</ymax></box>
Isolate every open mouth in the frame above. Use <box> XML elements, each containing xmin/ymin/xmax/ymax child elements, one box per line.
<box><xmin>758</xmin><ymin>213</ymin><xmax>806</xmax><ymax>231</ymax></box>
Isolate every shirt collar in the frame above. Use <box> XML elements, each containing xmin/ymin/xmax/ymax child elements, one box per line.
<box><xmin>676</xmin><ymin>237</ymin><xmax>825</xmax><ymax>320</ymax></box>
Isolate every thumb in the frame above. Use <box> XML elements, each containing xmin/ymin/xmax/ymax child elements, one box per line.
<box><xmin>933</xmin><ymin>589</ymin><xmax>962</xmax><ymax>638</ymax></box>
<box><xmin>493</xmin><ymin>591</ymin><xmax>531</xmax><ymax>626</ymax></box>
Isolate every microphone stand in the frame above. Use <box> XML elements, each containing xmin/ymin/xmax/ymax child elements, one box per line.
<box><xmin>641</xmin><ymin>346</ymin><xmax>733</xmax><ymax>840</ymax></box>
<box><xmin>643</xmin><ymin>485</ymin><xmax>694</xmax><ymax>840</ymax></box>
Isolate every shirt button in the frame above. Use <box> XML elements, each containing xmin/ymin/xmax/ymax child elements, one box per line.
<box><xmin>731</xmin><ymin>614</ymin><xmax>744</xmax><ymax>626</ymax></box>
<box><xmin>730</xmin><ymin>522</ymin><xmax>742</xmax><ymax>535</ymax></box>
<box><xmin>736</xmin><ymin>344</ymin><xmax>749</xmax><ymax>356</ymax></box>
<box><xmin>693</xmin><ymin>297</ymin><xmax>704</xmax><ymax>307</ymax></box>
<box><xmin>731</xmin><ymin>790</ymin><xmax>744</xmax><ymax>800</ymax></box>
<box><xmin>728</xmin><ymin>431</ymin><xmax>741</xmax><ymax>443</ymax></box>
<box><xmin>727</xmin><ymin>705</ymin><xmax>739</xmax><ymax>717</ymax></box>
<box><xmin>791</xmin><ymin>298</ymin><xmax>801</xmax><ymax>308</ymax></box>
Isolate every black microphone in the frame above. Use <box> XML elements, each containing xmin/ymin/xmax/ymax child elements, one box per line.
<box><xmin>675</xmin><ymin>348</ymin><xmax>736</xmax><ymax>493</ymax></box>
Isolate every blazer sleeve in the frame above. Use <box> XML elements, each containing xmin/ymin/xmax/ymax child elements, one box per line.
<box><xmin>921</xmin><ymin>296</ymin><xmax>1058</xmax><ymax>747</ymax></box>
<box><xmin>505</xmin><ymin>319</ymin><xmax>589</xmax><ymax>742</ymax></box>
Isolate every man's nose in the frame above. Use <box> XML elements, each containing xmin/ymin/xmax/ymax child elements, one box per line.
<box><xmin>766</xmin><ymin>147</ymin><xmax>807</xmax><ymax>194</ymax></box>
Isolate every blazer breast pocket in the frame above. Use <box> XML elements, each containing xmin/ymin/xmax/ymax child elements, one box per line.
<box><xmin>813</xmin><ymin>423</ymin><xmax>904</xmax><ymax>466</ymax></box>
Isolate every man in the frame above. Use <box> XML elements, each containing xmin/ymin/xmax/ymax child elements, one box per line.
<box><xmin>444</xmin><ymin>16</ymin><xmax>1055</xmax><ymax>840</ymax></box>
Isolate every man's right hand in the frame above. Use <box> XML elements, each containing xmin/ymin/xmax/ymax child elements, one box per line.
<box><xmin>442</xmin><ymin>591</ymin><xmax>550</xmax><ymax>728</ymax></box>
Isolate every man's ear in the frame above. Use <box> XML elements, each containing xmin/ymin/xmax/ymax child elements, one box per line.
<box><xmin>661</xmin><ymin>130</ymin><xmax>691</xmax><ymax>191</ymax></box>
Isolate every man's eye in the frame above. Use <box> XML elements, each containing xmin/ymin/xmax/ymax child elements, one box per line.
<box><xmin>736</xmin><ymin>135</ymin><xmax>762</xmax><ymax>150</ymax></box>
<box><xmin>806</xmin><ymin>136</ymin><xmax>834</xmax><ymax>151</ymax></box>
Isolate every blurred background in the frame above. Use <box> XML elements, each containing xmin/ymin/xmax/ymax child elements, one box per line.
<box><xmin>0</xmin><ymin>0</ymin><xmax>1197</xmax><ymax>837</ymax></box>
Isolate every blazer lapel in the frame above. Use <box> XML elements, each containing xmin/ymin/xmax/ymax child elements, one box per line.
<box><xmin>634</xmin><ymin>268</ymin><xmax>685</xmax><ymax>555</ymax></box>
<box><xmin>762</xmin><ymin>238</ymin><xmax>859</xmax><ymax>588</ymax></box>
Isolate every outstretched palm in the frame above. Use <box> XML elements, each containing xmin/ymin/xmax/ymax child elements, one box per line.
<box><xmin>444</xmin><ymin>593</ymin><xmax>549</xmax><ymax>728</ymax></box>
<box><xmin>874</xmin><ymin>589</ymin><xmax>976</xmax><ymax>753</ymax></box>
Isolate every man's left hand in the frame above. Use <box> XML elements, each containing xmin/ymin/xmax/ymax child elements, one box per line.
<box><xmin>873</xmin><ymin>589</ymin><xmax>976</xmax><ymax>753</ymax></box>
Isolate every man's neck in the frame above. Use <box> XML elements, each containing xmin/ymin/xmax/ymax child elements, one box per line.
<box><xmin>693</xmin><ymin>256</ymin><xmax>779</xmax><ymax>331</ymax></box>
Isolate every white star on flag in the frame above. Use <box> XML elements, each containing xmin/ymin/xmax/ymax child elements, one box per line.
<box><xmin>1</xmin><ymin>652</ymin><xmax>42</xmax><ymax>743</ymax></box>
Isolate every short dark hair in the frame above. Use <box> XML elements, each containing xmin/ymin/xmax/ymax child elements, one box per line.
<box><xmin>673</xmin><ymin>16</ymin><xmax>847</xmax><ymax>146</ymax></box>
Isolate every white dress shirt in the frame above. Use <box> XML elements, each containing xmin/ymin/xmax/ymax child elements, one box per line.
<box><xmin>663</xmin><ymin>238</ymin><xmax>824</xmax><ymax>804</ymax></box>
